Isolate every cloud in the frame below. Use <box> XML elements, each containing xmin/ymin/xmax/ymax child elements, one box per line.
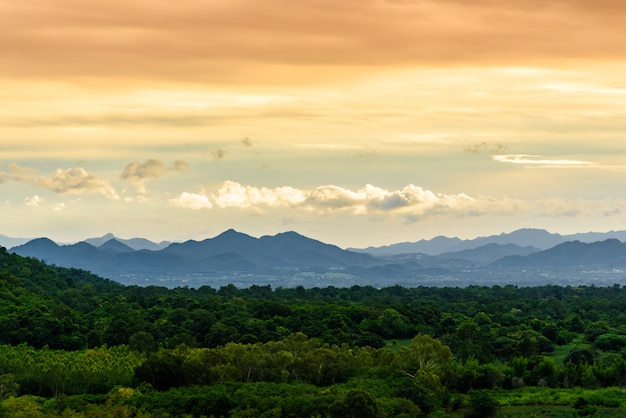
<box><xmin>121</xmin><ymin>159</ymin><xmax>166</xmax><ymax>182</ymax></box>
<box><xmin>5</xmin><ymin>0</ymin><xmax>626</xmax><ymax>85</ymax></box>
<box><xmin>241</xmin><ymin>137</ymin><xmax>252</xmax><ymax>147</ymax></box>
<box><xmin>53</xmin><ymin>203</ymin><xmax>66</xmax><ymax>211</ymax></box>
<box><xmin>1</xmin><ymin>163</ymin><xmax>119</xmax><ymax>199</ymax></box>
<box><xmin>0</xmin><ymin>163</ymin><xmax>37</xmax><ymax>183</ymax></box>
<box><xmin>173</xmin><ymin>181</ymin><xmax>525</xmax><ymax>221</ymax></box>
<box><xmin>492</xmin><ymin>154</ymin><xmax>592</xmax><ymax>166</ymax></box>
<box><xmin>209</xmin><ymin>149</ymin><xmax>226</xmax><ymax>160</ymax></box>
<box><xmin>121</xmin><ymin>158</ymin><xmax>189</xmax><ymax>193</ymax></box>
<box><xmin>169</xmin><ymin>192</ymin><xmax>213</xmax><ymax>210</ymax></box>
<box><xmin>25</xmin><ymin>195</ymin><xmax>44</xmax><ymax>207</ymax></box>
<box><xmin>214</xmin><ymin>181</ymin><xmax>306</xmax><ymax>209</ymax></box>
<box><xmin>36</xmin><ymin>168</ymin><xmax>119</xmax><ymax>199</ymax></box>
<box><xmin>537</xmin><ymin>198</ymin><xmax>626</xmax><ymax>219</ymax></box>
<box><xmin>172</xmin><ymin>160</ymin><xmax>190</xmax><ymax>171</ymax></box>
<box><xmin>354</xmin><ymin>150</ymin><xmax>379</xmax><ymax>158</ymax></box>
<box><xmin>465</xmin><ymin>142</ymin><xmax>509</xmax><ymax>155</ymax></box>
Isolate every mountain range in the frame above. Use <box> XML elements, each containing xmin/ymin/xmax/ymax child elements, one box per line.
<box><xmin>7</xmin><ymin>228</ymin><xmax>626</xmax><ymax>288</ymax></box>
<box><xmin>10</xmin><ymin>229</ymin><xmax>377</xmax><ymax>287</ymax></box>
<box><xmin>350</xmin><ymin>228</ymin><xmax>626</xmax><ymax>256</ymax></box>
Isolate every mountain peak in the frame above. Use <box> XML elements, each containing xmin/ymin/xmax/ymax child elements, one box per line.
<box><xmin>84</xmin><ymin>233</ymin><xmax>117</xmax><ymax>247</ymax></box>
<box><xmin>213</xmin><ymin>229</ymin><xmax>256</xmax><ymax>242</ymax></box>
<box><xmin>100</xmin><ymin>239</ymin><xmax>134</xmax><ymax>253</ymax></box>
<box><xmin>22</xmin><ymin>237</ymin><xmax>60</xmax><ymax>249</ymax></box>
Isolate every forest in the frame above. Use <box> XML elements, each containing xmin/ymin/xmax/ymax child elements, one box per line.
<box><xmin>2</xmin><ymin>246</ymin><xmax>626</xmax><ymax>416</ymax></box>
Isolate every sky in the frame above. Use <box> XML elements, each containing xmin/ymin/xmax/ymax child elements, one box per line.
<box><xmin>2</xmin><ymin>0</ymin><xmax>626</xmax><ymax>248</ymax></box>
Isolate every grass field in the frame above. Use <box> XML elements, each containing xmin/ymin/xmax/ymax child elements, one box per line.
<box><xmin>550</xmin><ymin>334</ymin><xmax>592</xmax><ymax>365</ymax></box>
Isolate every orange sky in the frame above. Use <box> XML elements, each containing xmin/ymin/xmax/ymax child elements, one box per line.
<box><xmin>1</xmin><ymin>0</ymin><xmax>626</xmax><ymax>246</ymax></box>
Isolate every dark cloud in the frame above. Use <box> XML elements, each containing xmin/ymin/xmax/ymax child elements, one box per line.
<box><xmin>210</xmin><ymin>149</ymin><xmax>226</xmax><ymax>160</ymax></box>
<box><xmin>464</xmin><ymin>142</ymin><xmax>509</xmax><ymax>155</ymax></box>
<box><xmin>172</xmin><ymin>160</ymin><xmax>190</xmax><ymax>172</ymax></box>
<box><xmin>241</xmin><ymin>137</ymin><xmax>252</xmax><ymax>147</ymax></box>
<box><xmin>121</xmin><ymin>158</ymin><xmax>189</xmax><ymax>193</ymax></box>
<box><xmin>120</xmin><ymin>159</ymin><xmax>167</xmax><ymax>182</ymax></box>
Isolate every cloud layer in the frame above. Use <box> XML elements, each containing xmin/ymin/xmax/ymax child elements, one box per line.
<box><xmin>493</xmin><ymin>154</ymin><xmax>592</xmax><ymax>166</ymax></box>
<box><xmin>3</xmin><ymin>0</ymin><xmax>626</xmax><ymax>85</ymax></box>
<box><xmin>171</xmin><ymin>181</ymin><xmax>525</xmax><ymax>221</ymax></box>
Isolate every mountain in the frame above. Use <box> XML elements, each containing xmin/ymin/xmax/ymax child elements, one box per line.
<box><xmin>11</xmin><ymin>228</ymin><xmax>626</xmax><ymax>289</ymax></box>
<box><xmin>355</xmin><ymin>236</ymin><xmax>465</xmax><ymax>256</ymax></box>
<box><xmin>352</xmin><ymin>228</ymin><xmax>626</xmax><ymax>256</ymax></box>
<box><xmin>162</xmin><ymin>229</ymin><xmax>375</xmax><ymax>269</ymax></box>
<box><xmin>99</xmin><ymin>239</ymin><xmax>135</xmax><ymax>253</ymax></box>
<box><xmin>436</xmin><ymin>243</ymin><xmax>540</xmax><ymax>264</ymax></box>
<box><xmin>11</xmin><ymin>229</ymin><xmax>378</xmax><ymax>286</ymax></box>
<box><xmin>0</xmin><ymin>234</ymin><xmax>32</xmax><ymax>249</ymax></box>
<box><xmin>493</xmin><ymin>239</ymin><xmax>626</xmax><ymax>270</ymax></box>
<box><xmin>83</xmin><ymin>233</ymin><xmax>170</xmax><ymax>251</ymax></box>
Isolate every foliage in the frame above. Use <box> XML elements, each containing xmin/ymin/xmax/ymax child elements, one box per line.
<box><xmin>3</xmin><ymin>248</ymin><xmax>626</xmax><ymax>415</ymax></box>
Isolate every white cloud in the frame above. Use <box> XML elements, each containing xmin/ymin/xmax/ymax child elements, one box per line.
<box><xmin>214</xmin><ymin>181</ymin><xmax>306</xmax><ymax>209</ymax></box>
<box><xmin>493</xmin><ymin>154</ymin><xmax>592</xmax><ymax>166</ymax></box>
<box><xmin>169</xmin><ymin>192</ymin><xmax>213</xmax><ymax>209</ymax></box>
<box><xmin>36</xmin><ymin>167</ymin><xmax>119</xmax><ymax>199</ymax></box>
<box><xmin>174</xmin><ymin>181</ymin><xmax>525</xmax><ymax>221</ymax></box>
<box><xmin>25</xmin><ymin>195</ymin><xmax>44</xmax><ymax>207</ymax></box>
<box><xmin>53</xmin><ymin>203</ymin><xmax>66</xmax><ymax>211</ymax></box>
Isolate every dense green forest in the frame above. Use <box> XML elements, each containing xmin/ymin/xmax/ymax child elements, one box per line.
<box><xmin>2</xmin><ymin>246</ymin><xmax>626</xmax><ymax>416</ymax></box>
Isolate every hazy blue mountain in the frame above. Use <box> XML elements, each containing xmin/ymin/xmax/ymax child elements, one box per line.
<box><xmin>162</xmin><ymin>229</ymin><xmax>260</xmax><ymax>260</ymax></box>
<box><xmin>99</xmin><ymin>239</ymin><xmax>135</xmax><ymax>253</ymax></box>
<box><xmin>12</xmin><ymin>238</ymin><xmax>201</xmax><ymax>276</ymax></box>
<box><xmin>12</xmin><ymin>239</ymin><xmax>105</xmax><ymax>270</ymax></box>
<box><xmin>436</xmin><ymin>243</ymin><xmax>540</xmax><ymax>264</ymax></box>
<box><xmin>84</xmin><ymin>233</ymin><xmax>170</xmax><ymax>251</ymax></box>
<box><xmin>13</xmin><ymin>237</ymin><xmax>61</xmax><ymax>256</ymax></box>
<box><xmin>0</xmin><ymin>234</ymin><xmax>32</xmax><ymax>249</ymax></box>
<box><xmin>351</xmin><ymin>228</ymin><xmax>626</xmax><ymax>256</ymax></box>
<box><xmin>354</xmin><ymin>236</ymin><xmax>465</xmax><ymax>256</ymax></box>
<box><xmin>162</xmin><ymin>229</ymin><xmax>375</xmax><ymax>268</ymax></box>
<box><xmin>493</xmin><ymin>239</ymin><xmax>626</xmax><ymax>269</ymax></box>
<box><xmin>11</xmin><ymin>229</ymin><xmax>626</xmax><ymax>288</ymax></box>
<box><xmin>11</xmin><ymin>229</ymin><xmax>377</xmax><ymax>284</ymax></box>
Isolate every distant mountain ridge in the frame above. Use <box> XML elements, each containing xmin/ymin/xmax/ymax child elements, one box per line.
<box><xmin>83</xmin><ymin>233</ymin><xmax>170</xmax><ymax>251</ymax></box>
<box><xmin>494</xmin><ymin>239</ymin><xmax>626</xmax><ymax>269</ymax></box>
<box><xmin>7</xmin><ymin>228</ymin><xmax>626</xmax><ymax>288</ymax></box>
<box><xmin>352</xmin><ymin>228</ymin><xmax>626</xmax><ymax>256</ymax></box>
<box><xmin>10</xmin><ymin>229</ymin><xmax>377</xmax><ymax>284</ymax></box>
<box><xmin>0</xmin><ymin>234</ymin><xmax>32</xmax><ymax>249</ymax></box>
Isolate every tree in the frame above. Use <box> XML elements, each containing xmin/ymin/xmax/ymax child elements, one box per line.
<box><xmin>0</xmin><ymin>374</ymin><xmax>18</xmax><ymax>400</ymax></box>
<box><xmin>329</xmin><ymin>390</ymin><xmax>383</xmax><ymax>418</ymax></box>
<box><xmin>133</xmin><ymin>350</ymin><xmax>185</xmax><ymax>390</ymax></box>
<box><xmin>468</xmin><ymin>389</ymin><xmax>498</xmax><ymax>417</ymax></box>
<box><xmin>129</xmin><ymin>331</ymin><xmax>158</xmax><ymax>353</ymax></box>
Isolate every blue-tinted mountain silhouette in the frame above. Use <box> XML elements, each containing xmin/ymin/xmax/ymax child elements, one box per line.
<box><xmin>11</xmin><ymin>229</ymin><xmax>377</xmax><ymax>281</ymax></box>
